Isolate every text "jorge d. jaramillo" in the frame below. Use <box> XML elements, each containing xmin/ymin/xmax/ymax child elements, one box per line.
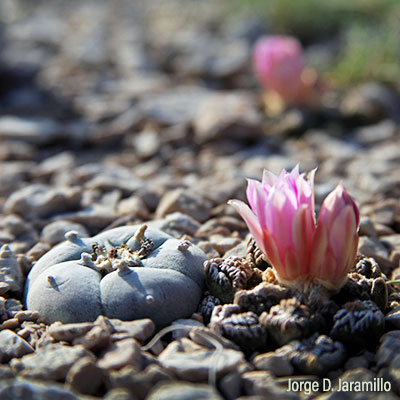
<box><xmin>287</xmin><ymin>377</ymin><xmax>391</xmax><ymax>395</ymax></box>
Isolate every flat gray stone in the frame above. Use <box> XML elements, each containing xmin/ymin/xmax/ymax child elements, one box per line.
<box><xmin>41</xmin><ymin>220</ymin><xmax>89</xmax><ymax>245</ymax></box>
<box><xmin>253</xmin><ymin>352</ymin><xmax>294</xmax><ymax>377</ymax></box>
<box><xmin>155</xmin><ymin>189</ymin><xmax>212</xmax><ymax>222</ymax></box>
<box><xmin>0</xmin><ymin>378</ymin><xmax>85</xmax><ymax>400</ymax></box>
<box><xmin>147</xmin><ymin>382</ymin><xmax>224</xmax><ymax>400</ymax></box>
<box><xmin>107</xmin><ymin>318</ymin><xmax>155</xmax><ymax>343</ymax></box>
<box><xmin>0</xmin><ymin>330</ymin><xmax>34</xmax><ymax>363</ymax></box>
<box><xmin>66</xmin><ymin>356</ymin><xmax>104</xmax><ymax>395</ymax></box>
<box><xmin>97</xmin><ymin>338</ymin><xmax>143</xmax><ymax>371</ymax></box>
<box><xmin>10</xmin><ymin>343</ymin><xmax>94</xmax><ymax>380</ymax></box>
<box><xmin>158</xmin><ymin>340</ymin><xmax>248</xmax><ymax>381</ymax></box>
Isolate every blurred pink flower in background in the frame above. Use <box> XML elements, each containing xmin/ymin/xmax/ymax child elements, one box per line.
<box><xmin>253</xmin><ymin>35</ymin><xmax>320</xmax><ymax>107</ymax></box>
<box><xmin>229</xmin><ymin>166</ymin><xmax>359</xmax><ymax>291</ymax></box>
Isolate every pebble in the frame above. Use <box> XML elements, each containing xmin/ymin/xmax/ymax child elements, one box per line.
<box><xmin>0</xmin><ymin>365</ymin><xmax>15</xmax><ymax>380</ymax></box>
<box><xmin>0</xmin><ymin>329</ymin><xmax>34</xmax><ymax>362</ymax></box>
<box><xmin>158</xmin><ymin>339</ymin><xmax>250</xmax><ymax>381</ymax></box>
<box><xmin>219</xmin><ymin>371</ymin><xmax>242</xmax><ymax>400</ymax></box>
<box><xmin>171</xmin><ymin>319</ymin><xmax>204</xmax><ymax>340</ymax></box>
<box><xmin>1</xmin><ymin>318</ymin><xmax>20</xmax><ymax>331</ymax></box>
<box><xmin>48</xmin><ymin>322</ymin><xmax>95</xmax><ymax>342</ymax></box>
<box><xmin>375</xmin><ymin>330</ymin><xmax>400</xmax><ymax>368</ymax></box>
<box><xmin>155</xmin><ymin>189</ymin><xmax>212</xmax><ymax>222</ymax></box>
<box><xmin>340</xmin><ymin>82</ymin><xmax>400</xmax><ymax>122</ymax></box>
<box><xmin>344</xmin><ymin>354</ymin><xmax>370</xmax><ymax>370</ymax></box>
<box><xmin>107</xmin><ymin>364</ymin><xmax>174</xmax><ymax>399</ymax></box>
<box><xmin>41</xmin><ymin>220</ymin><xmax>89</xmax><ymax>245</ymax></box>
<box><xmin>26</xmin><ymin>241</ymin><xmax>52</xmax><ymax>261</ymax></box>
<box><xmin>358</xmin><ymin>237</ymin><xmax>393</xmax><ymax>270</ymax></box>
<box><xmin>104</xmin><ymin>388</ymin><xmax>137</xmax><ymax>400</ymax></box>
<box><xmin>73</xmin><ymin>325</ymin><xmax>111</xmax><ymax>351</ymax></box>
<box><xmin>4</xmin><ymin>184</ymin><xmax>81</xmax><ymax>220</ymax></box>
<box><xmin>146</xmin><ymin>382</ymin><xmax>224</xmax><ymax>400</ymax></box>
<box><xmin>32</xmin><ymin>152</ymin><xmax>75</xmax><ymax>180</ymax></box>
<box><xmin>189</xmin><ymin>327</ymin><xmax>240</xmax><ymax>351</ymax></box>
<box><xmin>107</xmin><ymin>318</ymin><xmax>155</xmax><ymax>343</ymax></box>
<box><xmin>0</xmin><ymin>378</ymin><xmax>88</xmax><ymax>400</ymax></box>
<box><xmin>14</xmin><ymin>310</ymin><xmax>40</xmax><ymax>323</ymax></box>
<box><xmin>97</xmin><ymin>339</ymin><xmax>143</xmax><ymax>371</ymax></box>
<box><xmin>193</xmin><ymin>92</ymin><xmax>262</xmax><ymax>143</ymax></box>
<box><xmin>10</xmin><ymin>343</ymin><xmax>94</xmax><ymax>380</ymax></box>
<box><xmin>210</xmin><ymin>237</ymin><xmax>242</xmax><ymax>257</ymax></box>
<box><xmin>386</xmin><ymin>306</ymin><xmax>400</xmax><ymax>330</ymax></box>
<box><xmin>0</xmin><ymin>140</ymin><xmax>36</xmax><ymax>162</ymax></box>
<box><xmin>66</xmin><ymin>356</ymin><xmax>104</xmax><ymax>395</ymax></box>
<box><xmin>0</xmin><ymin>244</ymin><xmax>23</xmax><ymax>295</ymax></box>
<box><xmin>117</xmin><ymin>195</ymin><xmax>150</xmax><ymax>220</ymax></box>
<box><xmin>0</xmin><ymin>116</ymin><xmax>83</xmax><ymax>145</ymax></box>
<box><xmin>140</xmin><ymin>87</ymin><xmax>210</xmax><ymax>126</ymax></box>
<box><xmin>152</xmin><ymin>212</ymin><xmax>201</xmax><ymax>238</ymax></box>
<box><xmin>354</xmin><ymin>120</ymin><xmax>397</xmax><ymax>145</ymax></box>
<box><xmin>253</xmin><ymin>352</ymin><xmax>294</xmax><ymax>376</ymax></box>
<box><xmin>197</xmin><ymin>241</ymin><xmax>221</xmax><ymax>258</ymax></box>
<box><xmin>196</xmin><ymin>217</ymin><xmax>239</xmax><ymax>238</ymax></box>
<box><xmin>0</xmin><ymin>214</ymin><xmax>33</xmax><ymax>237</ymax></box>
<box><xmin>381</xmin><ymin>234</ymin><xmax>400</xmax><ymax>252</ymax></box>
<box><xmin>242</xmin><ymin>371</ymin><xmax>300</xmax><ymax>399</ymax></box>
<box><xmin>53</xmin><ymin>206</ymin><xmax>118</xmax><ymax>232</ymax></box>
<box><xmin>359</xmin><ymin>217</ymin><xmax>378</xmax><ymax>237</ymax></box>
<box><xmin>84</xmin><ymin>171</ymin><xmax>143</xmax><ymax>196</ymax></box>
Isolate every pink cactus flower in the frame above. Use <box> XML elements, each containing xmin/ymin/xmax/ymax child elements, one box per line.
<box><xmin>229</xmin><ymin>166</ymin><xmax>359</xmax><ymax>291</ymax></box>
<box><xmin>310</xmin><ymin>184</ymin><xmax>360</xmax><ymax>290</ymax></box>
<box><xmin>253</xmin><ymin>35</ymin><xmax>312</xmax><ymax>106</ymax></box>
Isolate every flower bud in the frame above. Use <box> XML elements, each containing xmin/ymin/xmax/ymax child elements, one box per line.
<box><xmin>253</xmin><ymin>36</ymin><xmax>305</xmax><ymax>105</ymax></box>
<box><xmin>310</xmin><ymin>184</ymin><xmax>360</xmax><ymax>290</ymax></box>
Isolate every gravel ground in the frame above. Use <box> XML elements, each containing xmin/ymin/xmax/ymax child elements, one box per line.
<box><xmin>1</xmin><ymin>1</ymin><xmax>400</xmax><ymax>399</ymax></box>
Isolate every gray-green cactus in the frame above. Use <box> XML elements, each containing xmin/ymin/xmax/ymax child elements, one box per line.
<box><xmin>24</xmin><ymin>225</ymin><xmax>207</xmax><ymax>328</ymax></box>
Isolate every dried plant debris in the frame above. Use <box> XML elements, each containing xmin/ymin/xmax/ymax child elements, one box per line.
<box><xmin>330</xmin><ymin>300</ymin><xmax>385</xmax><ymax>351</ymax></box>
<box><xmin>370</xmin><ymin>277</ymin><xmax>389</xmax><ymax>311</ymax></box>
<box><xmin>388</xmin><ymin>291</ymin><xmax>400</xmax><ymax>310</ymax></box>
<box><xmin>283</xmin><ymin>333</ymin><xmax>347</xmax><ymax>376</ymax></box>
<box><xmin>354</xmin><ymin>256</ymin><xmax>384</xmax><ymax>279</ymax></box>
<box><xmin>234</xmin><ymin>282</ymin><xmax>292</xmax><ymax>315</ymax></box>
<box><xmin>212</xmin><ymin>310</ymin><xmax>267</xmax><ymax>352</ymax></box>
<box><xmin>209</xmin><ymin>304</ymin><xmax>241</xmax><ymax>328</ymax></box>
<box><xmin>385</xmin><ymin>305</ymin><xmax>400</xmax><ymax>330</ymax></box>
<box><xmin>376</xmin><ymin>330</ymin><xmax>400</xmax><ymax>369</ymax></box>
<box><xmin>259</xmin><ymin>298</ymin><xmax>323</xmax><ymax>347</ymax></box>
<box><xmin>204</xmin><ymin>256</ymin><xmax>254</xmax><ymax>303</ymax></box>
<box><xmin>198</xmin><ymin>292</ymin><xmax>221</xmax><ymax>325</ymax></box>
<box><xmin>246</xmin><ymin>238</ymin><xmax>270</xmax><ymax>271</ymax></box>
<box><xmin>333</xmin><ymin>272</ymin><xmax>388</xmax><ymax>311</ymax></box>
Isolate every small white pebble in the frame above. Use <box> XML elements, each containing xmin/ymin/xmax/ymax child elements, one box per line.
<box><xmin>65</xmin><ymin>231</ymin><xmax>80</xmax><ymax>241</ymax></box>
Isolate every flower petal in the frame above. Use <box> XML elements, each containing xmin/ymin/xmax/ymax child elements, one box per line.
<box><xmin>292</xmin><ymin>204</ymin><xmax>314</xmax><ymax>272</ymax></box>
<box><xmin>309</xmin><ymin>222</ymin><xmax>328</xmax><ymax>278</ymax></box>
<box><xmin>261</xmin><ymin>228</ymin><xmax>286</xmax><ymax>279</ymax></box>
<box><xmin>313</xmin><ymin>249</ymin><xmax>338</xmax><ymax>291</ymax></box>
<box><xmin>262</xmin><ymin>169</ymin><xmax>278</xmax><ymax>188</ymax></box>
<box><xmin>228</xmin><ymin>199</ymin><xmax>264</xmax><ymax>252</ymax></box>
<box><xmin>284</xmin><ymin>248</ymin><xmax>304</xmax><ymax>282</ymax></box>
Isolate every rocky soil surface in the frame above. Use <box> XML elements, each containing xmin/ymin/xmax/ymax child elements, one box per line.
<box><xmin>1</xmin><ymin>0</ymin><xmax>400</xmax><ymax>399</ymax></box>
